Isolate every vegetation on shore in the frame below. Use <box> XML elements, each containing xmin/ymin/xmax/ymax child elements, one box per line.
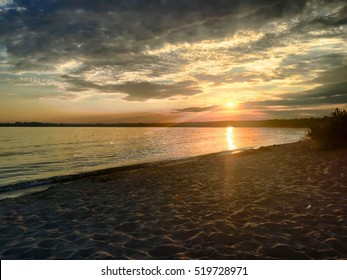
<box><xmin>308</xmin><ymin>108</ymin><xmax>347</xmax><ymax>149</ymax></box>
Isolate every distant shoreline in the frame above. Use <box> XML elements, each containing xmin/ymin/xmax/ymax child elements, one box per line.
<box><xmin>0</xmin><ymin>118</ymin><xmax>321</xmax><ymax>128</ymax></box>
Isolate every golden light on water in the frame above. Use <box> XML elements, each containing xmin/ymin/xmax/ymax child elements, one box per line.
<box><xmin>226</xmin><ymin>127</ymin><xmax>236</xmax><ymax>150</ymax></box>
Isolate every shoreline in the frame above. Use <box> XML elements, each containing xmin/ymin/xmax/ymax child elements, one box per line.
<box><xmin>0</xmin><ymin>139</ymin><xmax>346</xmax><ymax>259</ymax></box>
<box><xmin>0</xmin><ymin>143</ymin><xmax>277</xmax><ymax>198</ymax></box>
<box><xmin>0</xmin><ymin>126</ymin><xmax>307</xmax><ymax>194</ymax></box>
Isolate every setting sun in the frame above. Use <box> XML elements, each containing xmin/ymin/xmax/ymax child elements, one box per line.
<box><xmin>227</xmin><ymin>102</ymin><xmax>234</xmax><ymax>107</ymax></box>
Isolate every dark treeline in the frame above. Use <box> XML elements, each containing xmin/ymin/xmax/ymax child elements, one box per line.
<box><xmin>308</xmin><ymin>108</ymin><xmax>347</xmax><ymax>149</ymax></box>
<box><xmin>0</xmin><ymin>118</ymin><xmax>324</xmax><ymax>128</ymax></box>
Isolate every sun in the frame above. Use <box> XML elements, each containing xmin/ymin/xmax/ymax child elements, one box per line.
<box><xmin>227</xmin><ymin>101</ymin><xmax>233</xmax><ymax>107</ymax></box>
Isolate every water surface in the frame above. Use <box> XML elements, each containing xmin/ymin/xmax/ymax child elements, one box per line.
<box><xmin>0</xmin><ymin>127</ymin><xmax>306</xmax><ymax>188</ymax></box>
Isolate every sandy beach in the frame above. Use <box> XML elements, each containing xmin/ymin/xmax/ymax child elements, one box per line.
<box><xmin>0</xmin><ymin>140</ymin><xmax>346</xmax><ymax>259</ymax></box>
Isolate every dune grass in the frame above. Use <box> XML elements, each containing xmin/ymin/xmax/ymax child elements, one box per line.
<box><xmin>308</xmin><ymin>108</ymin><xmax>347</xmax><ymax>149</ymax></box>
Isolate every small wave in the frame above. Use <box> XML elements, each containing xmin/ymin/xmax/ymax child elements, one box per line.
<box><xmin>0</xmin><ymin>185</ymin><xmax>52</xmax><ymax>200</ymax></box>
<box><xmin>0</xmin><ymin>178</ymin><xmax>55</xmax><ymax>194</ymax></box>
<box><xmin>0</xmin><ymin>162</ymin><xmax>156</xmax><ymax>198</ymax></box>
<box><xmin>0</xmin><ymin>151</ymin><xmax>34</xmax><ymax>157</ymax></box>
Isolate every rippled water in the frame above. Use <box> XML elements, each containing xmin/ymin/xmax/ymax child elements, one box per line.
<box><xmin>0</xmin><ymin>127</ymin><xmax>306</xmax><ymax>188</ymax></box>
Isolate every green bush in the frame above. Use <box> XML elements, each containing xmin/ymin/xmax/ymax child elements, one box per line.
<box><xmin>308</xmin><ymin>108</ymin><xmax>347</xmax><ymax>149</ymax></box>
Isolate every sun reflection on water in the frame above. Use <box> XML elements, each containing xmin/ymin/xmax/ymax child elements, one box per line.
<box><xmin>226</xmin><ymin>127</ymin><xmax>236</xmax><ymax>150</ymax></box>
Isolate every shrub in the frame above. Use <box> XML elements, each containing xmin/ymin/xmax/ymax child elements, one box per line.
<box><xmin>308</xmin><ymin>108</ymin><xmax>347</xmax><ymax>149</ymax></box>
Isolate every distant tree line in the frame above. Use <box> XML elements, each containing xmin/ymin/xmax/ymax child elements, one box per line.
<box><xmin>0</xmin><ymin>118</ymin><xmax>323</xmax><ymax>128</ymax></box>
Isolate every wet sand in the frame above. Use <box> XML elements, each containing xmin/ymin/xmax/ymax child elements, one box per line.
<box><xmin>0</xmin><ymin>140</ymin><xmax>346</xmax><ymax>259</ymax></box>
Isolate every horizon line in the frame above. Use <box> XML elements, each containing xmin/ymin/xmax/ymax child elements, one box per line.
<box><xmin>0</xmin><ymin>117</ymin><xmax>323</xmax><ymax>128</ymax></box>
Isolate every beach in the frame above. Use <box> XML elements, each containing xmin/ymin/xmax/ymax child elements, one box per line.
<box><xmin>0</xmin><ymin>140</ymin><xmax>346</xmax><ymax>259</ymax></box>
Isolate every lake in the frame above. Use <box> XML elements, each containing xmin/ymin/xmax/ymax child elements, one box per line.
<box><xmin>0</xmin><ymin>127</ymin><xmax>307</xmax><ymax>189</ymax></box>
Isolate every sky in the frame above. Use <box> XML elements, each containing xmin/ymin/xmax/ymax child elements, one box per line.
<box><xmin>0</xmin><ymin>0</ymin><xmax>346</xmax><ymax>123</ymax></box>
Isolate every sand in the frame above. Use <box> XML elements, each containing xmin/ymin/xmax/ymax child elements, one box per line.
<box><xmin>0</xmin><ymin>140</ymin><xmax>346</xmax><ymax>259</ymax></box>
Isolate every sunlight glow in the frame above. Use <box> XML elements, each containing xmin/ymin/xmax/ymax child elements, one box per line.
<box><xmin>227</xmin><ymin>102</ymin><xmax>233</xmax><ymax>107</ymax></box>
<box><xmin>226</xmin><ymin>127</ymin><xmax>236</xmax><ymax>150</ymax></box>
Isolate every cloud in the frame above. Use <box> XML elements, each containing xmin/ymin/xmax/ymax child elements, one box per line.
<box><xmin>263</xmin><ymin>108</ymin><xmax>335</xmax><ymax>118</ymax></box>
<box><xmin>310</xmin><ymin>65</ymin><xmax>347</xmax><ymax>85</ymax></box>
<box><xmin>243</xmin><ymin>82</ymin><xmax>347</xmax><ymax>108</ymax></box>
<box><xmin>288</xmin><ymin>83</ymin><xmax>347</xmax><ymax>104</ymax></box>
<box><xmin>62</xmin><ymin>75</ymin><xmax>201</xmax><ymax>101</ymax></box>
<box><xmin>172</xmin><ymin>105</ymin><xmax>221</xmax><ymax>113</ymax></box>
<box><xmin>0</xmin><ymin>0</ymin><xmax>13</xmax><ymax>6</ymax></box>
<box><xmin>112</xmin><ymin>81</ymin><xmax>202</xmax><ymax>101</ymax></box>
<box><xmin>0</xmin><ymin>0</ymin><xmax>314</xmax><ymax>72</ymax></box>
<box><xmin>0</xmin><ymin>0</ymin><xmax>346</xmax><ymax>114</ymax></box>
<box><xmin>194</xmin><ymin>72</ymin><xmax>260</xmax><ymax>85</ymax></box>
